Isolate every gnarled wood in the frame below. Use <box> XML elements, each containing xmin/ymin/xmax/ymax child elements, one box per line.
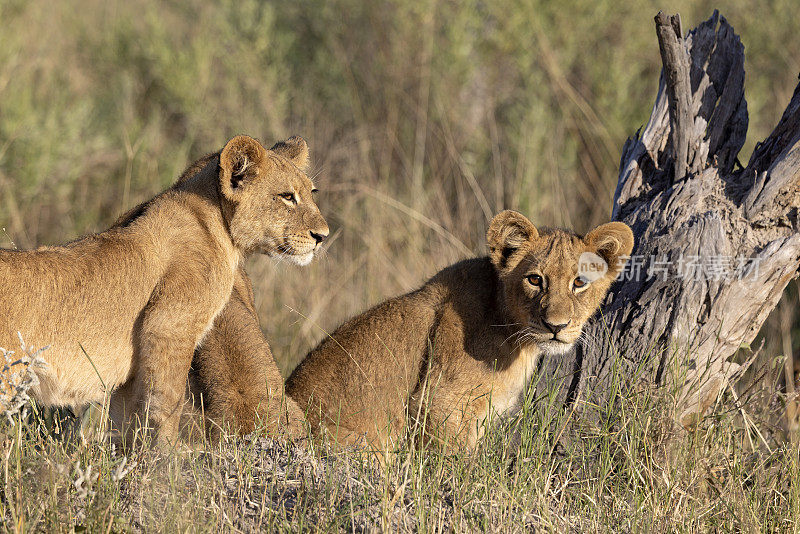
<box><xmin>539</xmin><ymin>11</ymin><xmax>800</xmax><ymax>428</ymax></box>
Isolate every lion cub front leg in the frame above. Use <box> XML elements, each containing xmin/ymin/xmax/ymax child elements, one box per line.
<box><xmin>128</xmin><ymin>274</ymin><xmax>231</xmax><ymax>446</ymax></box>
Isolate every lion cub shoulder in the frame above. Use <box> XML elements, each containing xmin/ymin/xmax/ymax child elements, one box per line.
<box><xmin>286</xmin><ymin>210</ymin><xmax>633</xmax><ymax>451</ymax></box>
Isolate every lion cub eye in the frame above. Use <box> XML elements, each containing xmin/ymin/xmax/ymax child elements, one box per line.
<box><xmin>573</xmin><ymin>277</ymin><xmax>589</xmax><ymax>291</ymax></box>
<box><xmin>279</xmin><ymin>192</ymin><xmax>297</xmax><ymax>204</ymax></box>
<box><xmin>526</xmin><ymin>274</ymin><xmax>543</xmax><ymax>287</ymax></box>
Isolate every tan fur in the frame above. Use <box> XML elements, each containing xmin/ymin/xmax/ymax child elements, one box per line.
<box><xmin>286</xmin><ymin>211</ymin><xmax>633</xmax><ymax>453</ymax></box>
<box><xmin>113</xmin><ymin>140</ymin><xmax>319</xmax><ymax>441</ymax></box>
<box><xmin>184</xmin><ymin>267</ymin><xmax>307</xmax><ymax>440</ymax></box>
<box><xmin>0</xmin><ymin>135</ymin><xmax>327</xmax><ymax>445</ymax></box>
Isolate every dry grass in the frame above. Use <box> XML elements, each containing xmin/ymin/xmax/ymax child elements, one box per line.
<box><xmin>1</xmin><ymin>0</ymin><xmax>798</xmax><ymax>372</ymax></box>
<box><xmin>0</xmin><ymin>353</ymin><xmax>798</xmax><ymax>532</ymax></box>
<box><xmin>0</xmin><ymin>336</ymin><xmax>46</xmax><ymax>419</ymax></box>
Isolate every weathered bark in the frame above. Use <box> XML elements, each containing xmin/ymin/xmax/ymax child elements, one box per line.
<box><xmin>540</xmin><ymin>11</ymin><xmax>800</xmax><ymax>428</ymax></box>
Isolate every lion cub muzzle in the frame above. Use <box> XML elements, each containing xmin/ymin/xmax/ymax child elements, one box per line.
<box><xmin>273</xmin><ymin>208</ymin><xmax>329</xmax><ymax>266</ymax></box>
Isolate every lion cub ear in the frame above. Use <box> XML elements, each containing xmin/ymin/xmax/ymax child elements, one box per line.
<box><xmin>270</xmin><ymin>136</ymin><xmax>310</xmax><ymax>172</ymax></box>
<box><xmin>584</xmin><ymin>222</ymin><xmax>634</xmax><ymax>277</ymax></box>
<box><xmin>487</xmin><ymin>210</ymin><xmax>539</xmax><ymax>272</ymax></box>
<box><xmin>219</xmin><ymin>135</ymin><xmax>268</xmax><ymax>201</ymax></box>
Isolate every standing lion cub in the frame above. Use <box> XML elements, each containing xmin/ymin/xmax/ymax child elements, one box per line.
<box><xmin>286</xmin><ymin>211</ymin><xmax>633</xmax><ymax>452</ymax></box>
<box><xmin>0</xmin><ymin>134</ymin><xmax>328</xmax><ymax>445</ymax></box>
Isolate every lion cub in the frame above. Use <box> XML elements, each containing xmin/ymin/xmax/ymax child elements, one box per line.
<box><xmin>0</xmin><ymin>135</ymin><xmax>328</xmax><ymax>445</ymax></box>
<box><xmin>112</xmin><ymin>142</ymin><xmax>322</xmax><ymax>441</ymax></box>
<box><xmin>286</xmin><ymin>210</ymin><xmax>633</xmax><ymax>451</ymax></box>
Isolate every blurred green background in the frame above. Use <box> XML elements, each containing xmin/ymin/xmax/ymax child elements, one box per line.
<box><xmin>0</xmin><ymin>0</ymin><xmax>798</xmax><ymax>374</ymax></box>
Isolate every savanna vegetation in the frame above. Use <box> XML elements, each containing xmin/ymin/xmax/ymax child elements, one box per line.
<box><xmin>1</xmin><ymin>0</ymin><xmax>799</xmax><ymax>530</ymax></box>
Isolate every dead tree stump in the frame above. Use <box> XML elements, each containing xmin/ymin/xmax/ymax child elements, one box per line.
<box><xmin>539</xmin><ymin>11</ymin><xmax>800</xmax><ymax>428</ymax></box>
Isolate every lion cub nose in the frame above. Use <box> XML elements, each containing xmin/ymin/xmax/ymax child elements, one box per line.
<box><xmin>310</xmin><ymin>230</ymin><xmax>328</xmax><ymax>244</ymax></box>
<box><xmin>543</xmin><ymin>320</ymin><xmax>569</xmax><ymax>334</ymax></box>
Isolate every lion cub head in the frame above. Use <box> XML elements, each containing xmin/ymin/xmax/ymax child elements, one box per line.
<box><xmin>218</xmin><ymin>135</ymin><xmax>329</xmax><ymax>265</ymax></box>
<box><xmin>488</xmin><ymin>210</ymin><xmax>634</xmax><ymax>354</ymax></box>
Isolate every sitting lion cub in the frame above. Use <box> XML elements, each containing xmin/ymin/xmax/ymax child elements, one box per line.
<box><xmin>286</xmin><ymin>210</ymin><xmax>632</xmax><ymax>452</ymax></box>
<box><xmin>111</xmin><ymin>141</ymin><xmax>323</xmax><ymax>441</ymax></box>
<box><xmin>0</xmin><ymin>135</ymin><xmax>328</xmax><ymax>445</ymax></box>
